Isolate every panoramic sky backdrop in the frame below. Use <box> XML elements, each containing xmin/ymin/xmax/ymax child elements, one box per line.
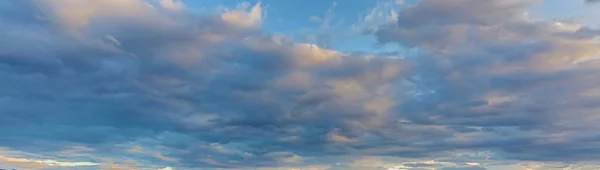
<box><xmin>1</xmin><ymin>0</ymin><xmax>600</xmax><ymax>169</ymax></box>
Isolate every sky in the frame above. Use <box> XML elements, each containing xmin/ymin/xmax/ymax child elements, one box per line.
<box><xmin>1</xmin><ymin>0</ymin><xmax>600</xmax><ymax>170</ymax></box>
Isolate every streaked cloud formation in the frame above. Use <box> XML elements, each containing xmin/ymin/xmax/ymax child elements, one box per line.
<box><xmin>1</xmin><ymin>0</ymin><xmax>600</xmax><ymax>169</ymax></box>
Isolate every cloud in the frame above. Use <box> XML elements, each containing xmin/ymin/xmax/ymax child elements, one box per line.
<box><xmin>159</xmin><ymin>0</ymin><xmax>185</xmax><ymax>10</ymax></box>
<box><xmin>586</xmin><ymin>0</ymin><xmax>600</xmax><ymax>4</ymax></box>
<box><xmin>0</xmin><ymin>156</ymin><xmax>98</xmax><ymax>169</ymax></box>
<box><xmin>0</xmin><ymin>0</ymin><xmax>406</xmax><ymax>168</ymax></box>
<box><xmin>2</xmin><ymin>0</ymin><xmax>600</xmax><ymax>169</ymax></box>
<box><xmin>0</xmin><ymin>157</ymin><xmax>50</xmax><ymax>169</ymax></box>
<box><xmin>374</xmin><ymin>0</ymin><xmax>600</xmax><ymax>163</ymax></box>
<box><xmin>309</xmin><ymin>16</ymin><xmax>322</xmax><ymax>22</ymax></box>
<box><xmin>220</xmin><ymin>1</ymin><xmax>263</xmax><ymax>28</ymax></box>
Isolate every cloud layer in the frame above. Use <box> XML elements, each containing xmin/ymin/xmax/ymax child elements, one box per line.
<box><xmin>1</xmin><ymin>0</ymin><xmax>600</xmax><ymax>169</ymax></box>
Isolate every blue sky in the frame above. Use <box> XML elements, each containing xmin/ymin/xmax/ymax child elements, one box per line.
<box><xmin>1</xmin><ymin>0</ymin><xmax>600</xmax><ymax>170</ymax></box>
<box><xmin>181</xmin><ymin>0</ymin><xmax>407</xmax><ymax>52</ymax></box>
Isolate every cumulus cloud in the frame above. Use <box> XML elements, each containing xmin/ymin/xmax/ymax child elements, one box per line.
<box><xmin>375</xmin><ymin>0</ymin><xmax>600</xmax><ymax>163</ymax></box>
<box><xmin>220</xmin><ymin>1</ymin><xmax>263</xmax><ymax>28</ymax></box>
<box><xmin>159</xmin><ymin>0</ymin><xmax>185</xmax><ymax>10</ymax></box>
<box><xmin>2</xmin><ymin>0</ymin><xmax>600</xmax><ymax>169</ymax></box>
<box><xmin>0</xmin><ymin>0</ymin><xmax>406</xmax><ymax>168</ymax></box>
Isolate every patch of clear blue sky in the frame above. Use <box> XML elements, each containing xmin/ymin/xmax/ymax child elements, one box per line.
<box><xmin>183</xmin><ymin>0</ymin><xmax>375</xmax><ymax>31</ymax></box>
<box><xmin>532</xmin><ymin>0</ymin><xmax>600</xmax><ymax>28</ymax></box>
<box><xmin>182</xmin><ymin>0</ymin><xmax>599</xmax><ymax>53</ymax></box>
<box><xmin>182</xmin><ymin>0</ymin><xmax>408</xmax><ymax>53</ymax></box>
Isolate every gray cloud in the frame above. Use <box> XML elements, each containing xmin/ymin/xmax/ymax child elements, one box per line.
<box><xmin>2</xmin><ymin>0</ymin><xmax>600</xmax><ymax>169</ymax></box>
<box><xmin>0</xmin><ymin>0</ymin><xmax>407</xmax><ymax>168</ymax></box>
<box><xmin>376</xmin><ymin>0</ymin><xmax>600</xmax><ymax>164</ymax></box>
<box><xmin>442</xmin><ymin>167</ymin><xmax>486</xmax><ymax>170</ymax></box>
<box><xmin>587</xmin><ymin>0</ymin><xmax>600</xmax><ymax>4</ymax></box>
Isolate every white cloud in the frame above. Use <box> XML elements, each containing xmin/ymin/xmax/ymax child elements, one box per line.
<box><xmin>159</xmin><ymin>0</ymin><xmax>185</xmax><ymax>10</ymax></box>
<box><xmin>158</xmin><ymin>167</ymin><xmax>174</xmax><ymax>170</ymax></box>
<box><xmin>0</xmin><ymin>156</ymin><xmax>98</xmax><ymax>168</ymax></box>
<box><xmin>221</xmin><ymin>2</ymin><xmax>263</xmax><ymax>28</ymax></box>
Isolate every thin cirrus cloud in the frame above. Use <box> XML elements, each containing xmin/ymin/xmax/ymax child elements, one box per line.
<box><xmin>0</xmin><ymin>0</ymin><xmax>600</xmax><ymax>170</ymax></box>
